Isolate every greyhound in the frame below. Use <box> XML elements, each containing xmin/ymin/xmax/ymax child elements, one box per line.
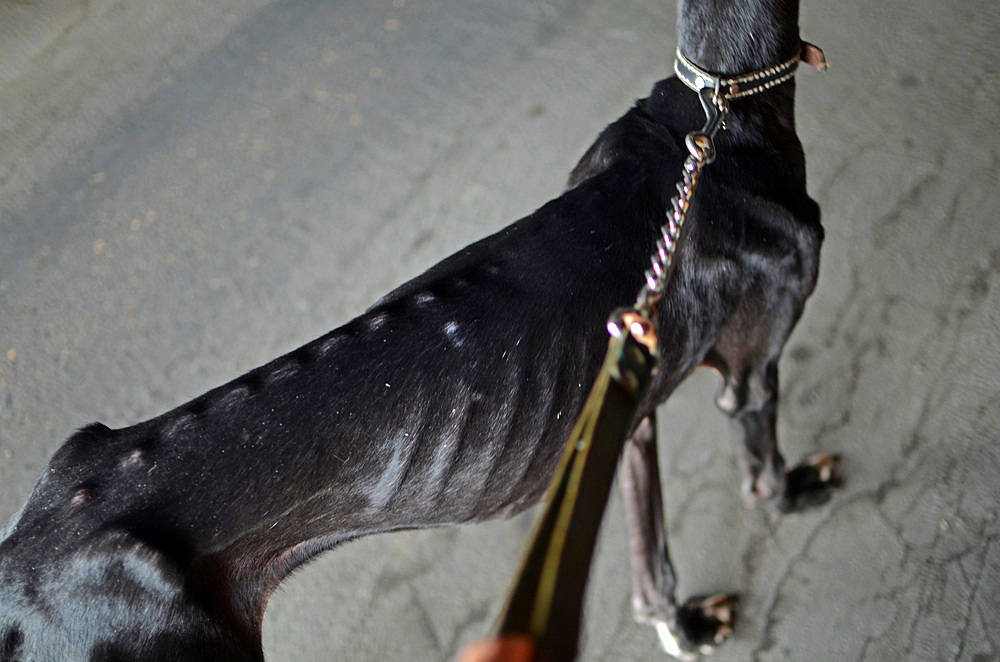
<box><xmin>0</xmin><ymin>0</ymin><xmax>836</xmax><ymax>659</ymax></box>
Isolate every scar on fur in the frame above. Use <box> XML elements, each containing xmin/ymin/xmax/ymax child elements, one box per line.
<box><xmin>121</xmin><ymin>448</ymin><xmax>144</xmax><ymax>468</ymax></box>
<box><xmin>319</xmin><ymin>334</ymin><xmax>347</xmax><ymax>356</ymax></box>
<box><xmin>70</xmin><ymin>488</ymin><xmax>90</xmax><ymax>506</ymax></box>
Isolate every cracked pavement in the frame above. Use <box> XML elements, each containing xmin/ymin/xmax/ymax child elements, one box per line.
<box><xmin>1</xmin><ymin>0</ymin><xmax>998</xmax><ymax>660</ymax></box>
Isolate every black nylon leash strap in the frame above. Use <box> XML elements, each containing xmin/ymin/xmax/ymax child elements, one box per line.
<box><xmin>494</xmin><ymin>313</ymin><xmax>657</xmax><ymax>662</ymax></box>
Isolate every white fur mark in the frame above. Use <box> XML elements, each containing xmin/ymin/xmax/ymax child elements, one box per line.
<box><xmin>368</xmin><ymin>437</ymin><xmax>409</xmax><ymax>511</ymax></box>
<box><xmin>443</xmin><ymin>321</ymin><xmax>464</xmax><ymax>347</ymax></box>
<box><xmin>214</xmin><ymin>384</ymin><xmax>250</xmax><ymax>410</ymax></box>
<box><xmin>164</xmin><ymin>413</ymin><xmax>195</xmax><ymax>437</ymax></box>
<box><xmin>319</xmin><ymin>335</ymin><xmax>342</xmax><ymax>355</ymax></box>
<box><xmin>366</xmin><ymin>313</ymin><xmax>389</xmax><ymax>332</ymax></box>
<box><xmin>268</xmin><ymin>361</ymin><xmax>300</xmax><ymax>383</ymax></box>
<box><xmin>120</xmin><ymin>448</ymin><xmax>144</xmax><ymax>469</ymax></box>
<box><xmin>427</xmin><ymin>435</ymin><xmax>458</xmax><ymax>493</ymax></box>
<box><xmin>70</xmin><ymin>488</ymin><xmax>90</xmax><ymax>507</ymax></box>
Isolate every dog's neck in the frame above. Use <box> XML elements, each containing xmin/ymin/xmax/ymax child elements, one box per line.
<box><xmin>677</xmin><ymin>0</ymin><xmax>799</xmax><ymax>76</ymax></box>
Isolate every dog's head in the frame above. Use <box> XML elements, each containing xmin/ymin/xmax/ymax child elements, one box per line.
<box><xmin>677</xmin><ymin>0</ymin><xmax>801</xmax><ymax>75</ymax></box>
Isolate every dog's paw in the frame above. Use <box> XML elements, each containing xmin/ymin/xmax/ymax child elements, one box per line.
<box><xmin>778</xmin><ymin>453</ymin><xmax>842</xmax><ymax>513</ymax></box>
<box><xmin>647</xmin><ymin>594</ymin><xmax>737</xmax><ymax>660</ymax></box>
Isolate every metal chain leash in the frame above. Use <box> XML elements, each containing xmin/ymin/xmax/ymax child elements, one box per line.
<box><xmin>634</xmin><ymin>86</ymin><xmax>728</xmax><ymax>315</ymax></box>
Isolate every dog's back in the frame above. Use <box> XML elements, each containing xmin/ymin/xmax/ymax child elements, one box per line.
<box><xmin>1</xmin><ymin>65</ymin><xmax>821</xmax><ymax>658</ymax></box>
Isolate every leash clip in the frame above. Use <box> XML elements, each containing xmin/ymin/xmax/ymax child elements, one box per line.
<box><xmin>606</xmin><ymin>308</ymin><xmax>659</xmax><ymax>396</ymax></box>
<box><xmin>685</xmin><ymin>87</ymin><xmax>728</xmax><ymax>164</ymax></box>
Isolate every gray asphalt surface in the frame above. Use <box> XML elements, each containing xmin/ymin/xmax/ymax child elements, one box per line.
<box><xmin>1</xmin><ymin>0</ymin><xmax>998</xmax><ymax>660</ymax></box>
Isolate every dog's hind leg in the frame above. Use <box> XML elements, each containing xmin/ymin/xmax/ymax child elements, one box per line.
<box><xmin>619</xmin><ymin>413</ymin><xmax>736</xmax><ymax>659</ymax></box>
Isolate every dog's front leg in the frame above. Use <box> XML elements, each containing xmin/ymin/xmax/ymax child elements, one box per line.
<box><xmin>718</xmin><ymin>359</ymin><xmax>841</xmax><ymax>512</ymax></box>
<box><xmin>618</xmin><ymin>414</ymin><xmax>736</xmax><ymax>659</ymax></box>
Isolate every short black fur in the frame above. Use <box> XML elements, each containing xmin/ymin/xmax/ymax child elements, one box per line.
<box><xmin>0</xmin><ymin>0</ymin><xmax>838</xmax><ymax>659</ymax></box>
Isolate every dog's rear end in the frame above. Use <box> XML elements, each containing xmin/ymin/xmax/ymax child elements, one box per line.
<box><xmin>0</xmin><ymin>152</ymin><xmax>654</xmax><ymax>658</ymax></box>
<box><xmin>1</xmin><ymin>0</ymin><xmax>836</xmax><ymax>659</ymax></box>
<box><xmin>0</xmin><ymin>176</ymin><xmax>651</xmax><ymax>659</ymax></box>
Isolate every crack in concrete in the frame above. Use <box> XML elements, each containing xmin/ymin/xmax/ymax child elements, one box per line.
<box><xmin>952</xmin><ymin>528</ymin><xmax>990</xmax><ymax>661</ymax></box>
<box><xmin>407</xmin><ymin>584</ymin><xmax>444</xmax><ymax>656</ymax></box>
<box><xmin>444</xmin><ymin>598</ymin><xmax>492</xmax><ymax>655</ymax></box>
<box><xmin>749</xmin><ymin>490</ymin><xmax>867</xmax><ymax>662</ymax></box>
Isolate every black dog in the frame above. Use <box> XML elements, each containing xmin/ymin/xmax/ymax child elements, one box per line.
<box><xmin>0</xmin><ymin>0</ymin><xmax>837</xmax><ymax>659</ymax></box>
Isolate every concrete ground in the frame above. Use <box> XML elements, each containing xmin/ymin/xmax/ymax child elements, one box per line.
<box><xmin>1</xmin><ymin>0</ymin><xmax>998</xmax><ymax>660</ymax></box>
